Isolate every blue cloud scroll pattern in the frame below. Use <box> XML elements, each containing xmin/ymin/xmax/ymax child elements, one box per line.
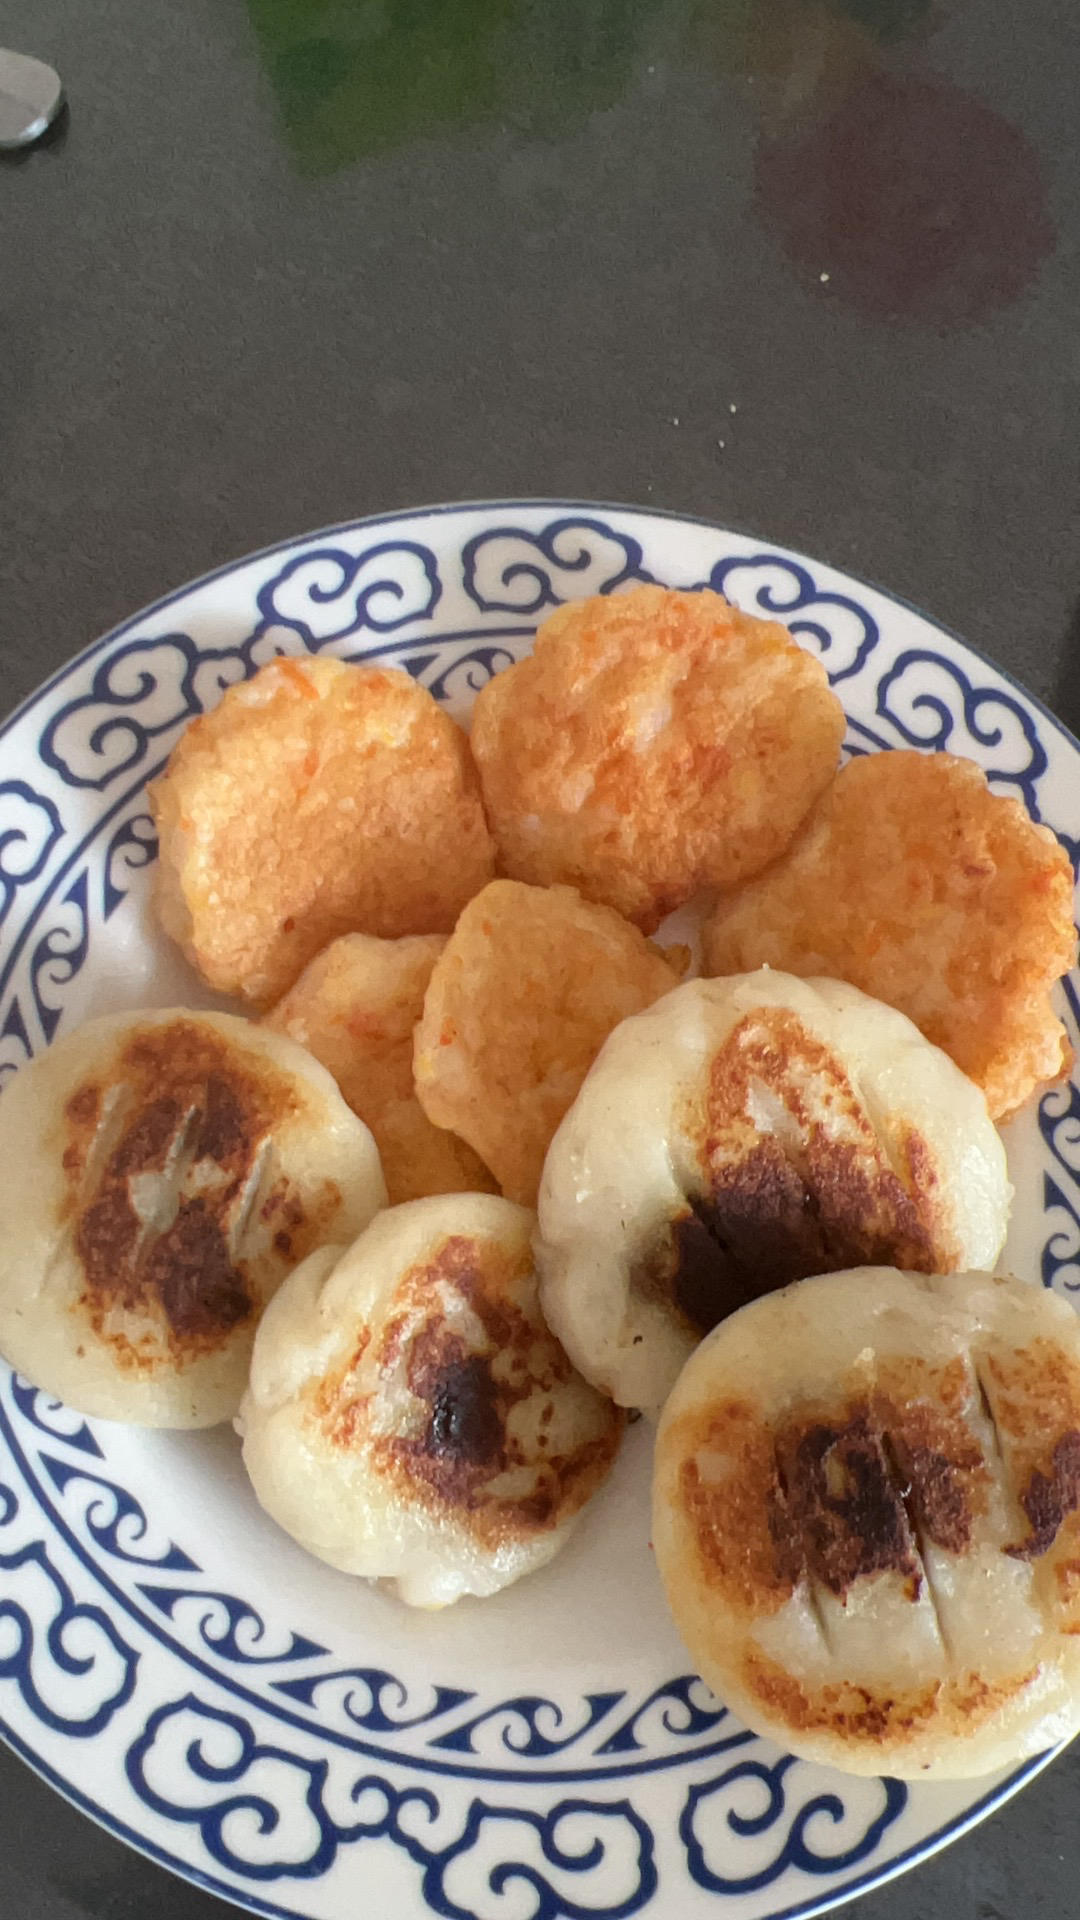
<box><xmin>8</xmin><ymin>1376</ymin><xmax>103</xmax><ymax>1459</ymax></box>
<box><xmin>138</xmin><ymin>1586</ymin><xmax>328</xmax><ymax>1667</ymax></box>
<box><xmin>426</xmin><ymin>1694</ymin><xmax>630</xmax><ymax>1761</ymax></box>
<box><xmin>681</xmin><ymin>1755</ymin><xmax>907</xmax><ymax>1896</ymax></box>
<box><xmin>1039</xmin><ymin>980</ymin><xmax>1080</xmax><ymax>1295</ymax></box>
<box><xmin>462</xmin><ymin>520</ymin><xmax>655</xmax><ymax>614</ymax></box>
<box><xmin>0</xmin><ymin>1390</ymin><xmax>770</xmax><ymax>1783</ymax></box>
<box><xmin>0</xmin><ymin>1481</ymin><xmax>138</xmax><ymax>1737</ymax></box>
<box><xmin>0</xmin><ymin>782</ymin><xmax>63</xmax><ymax>929</ymax></box>
<box><xmin>270</xmin><ymin>1667</ymin><xmax>744</xmax><ymax>1775</ymax></box>
<box><xmin>255</xmin><ymin>542</ymin><xmax>440</xmax><ymax>648</ymax></box>
<box><xmin>594</xmin><ymin>1678</ymin><xmax>738</xmax><ymax>1756</ymax></box>
<box><xmin>128</xmin><ymin>1695</ymin><xmax>658</xmax><ymax>1914</ymax></box>
<box><xmin>103</xmin><ymin>810</ymin><xmax>158</xmax><ymax>918</ymax></box>
<box><xmin>35</xmin><ymin>1454</ymin><xmax>200</xmax><ymax>1574</ymax></box>
<box><xmin>422</xmin><ymin>643</ymin><xmax>519</xmax><ymax>707</ymax></box>
<box><xmin>40</xmin><ymin>634</ymin><xmax>229</xmax><ymax>792</ymax></box>
<box><xmin>27</xmin><ymin>867</ymin><xmax>90</xmax><ymax>1043</ymax></box>
<box><xmin>875</xmin><ymin>649</ymin><xmax>1051</xmax><ymax>818</ymax></box>
<box><xmin>702</xmin><ymin>555</ymin><xmax>879</xmax><ymax>685</ymax></box>
<box><xmin>38</xmin><ymin>539</ymin><xmax>443</xmax><ymax>792</ymax></box>
<box><xmin>272</xmin><ymin>1668</ymin><xmax>475</xmax><ymax>1737</ymax></box>
<box><xmin>0</xmin><ymin>799</ymin><xmax>163</xmax><ymax>1083</ymax></box>
<box><xmin>0</xmin><ymin>995</ymin><xmax>33</xmax><ymax>1084</ymax></box>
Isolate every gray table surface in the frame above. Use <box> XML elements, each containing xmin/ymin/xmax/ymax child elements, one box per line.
<box><xmin>2</xmin><ymin>0</ymin><xmax>1079</xmax><ymax>1915</ymax></box>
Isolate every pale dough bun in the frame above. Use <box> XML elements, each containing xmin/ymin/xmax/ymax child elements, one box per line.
<box><xmin>536</xmin><ymin>971</ymin><xmax>1010</xmax><ymax>1414</ymax></box>
<box><xmin>150</xmin><ymin>655</ymin><xmax>496</xmax><ymax>1008</ymax></box>
<box><xmin>653</xmin><ymin>1265</ymin><xmax>1080</xmax><ymax>1779</ymax></box>
<box><xmin>413</xmin><ymin>880</ymin><xmax>681</xmax><ymax>1206</ymax></box>
<box><xmin>238</xmin><ymin>1194</ymin><xmax>624</xmax><ymax>1608</ymax></box>
<box><xmin>470</xmin><ymin>586</ymin><xmax>845</xmax><ymax>931</ymax></box>
<box><xmin>263</xmin><ymin>932</ymin><xmax>495</xmax><ymax>1204</ymax></box>
<box><xmin>703</xmin><ymin>749</ymin><xmax>1077</xmax><ymax>1121</ymax></box>
<box><xmin>0</xmin><ymin>1009</ymin><xmax>387</xmax><ymax>1428</ymax></box>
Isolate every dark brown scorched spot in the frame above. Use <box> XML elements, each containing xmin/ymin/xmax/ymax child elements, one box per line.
<box><xmin>639</xmin><ymin>1009</ymin><xmax>956</xmax><ymax>1335</ymax></box>
<box><xmin>62</xmin><ymin>1017</ymin><xmax>337</xmax><ymax>1371</ymax></box>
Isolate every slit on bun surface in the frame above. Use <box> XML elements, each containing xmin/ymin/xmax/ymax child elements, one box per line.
<box><xmin>150</xmin><ymin>655</ymin><xmax>496</xmax><ymax>1008</ymax></box>
<box><xmin>702</xmin><ymin>749</ymin><xmax>1077</xmax><ymax>1121</ymax></box>
<box><xmin>653</xmin><ymin>1266</ymin><xmax>1080</xmax><ymax>1779</ymax></box>
<box><xmin>238</xmin><ymin>1194</ymin><xmax>625</xmax><ymax>1608</ymax></box>
<box><xmin>0</xmin><ymin>1010</ymin><xmax>387</xmax><ymax>1428</ymax></box>
<box><xmin>536</xmin><ymin>971</ymin><xmax>1010</xmax><ymax>1414</ymax></box>
<box><xmin>263</xmin><ymin>931</ymin><xmax>495</xmax><ymax>1204</ymax></box>
<box><xmin>469</xmin><ymin>586</ymin><xmax>846</xmax><ymax>931</ymax></box>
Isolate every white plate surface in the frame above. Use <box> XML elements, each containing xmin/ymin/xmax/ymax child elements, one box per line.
<box><xmin>1</xmin><ymin>501</ymin><xmax>1078</xmax><ymax>1920</ymax></box>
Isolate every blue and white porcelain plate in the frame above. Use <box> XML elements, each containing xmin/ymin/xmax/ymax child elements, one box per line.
<box><xmin>1</xmin><ymin>501</ymin><xmax>1078</xmax><ymax>1920</ymax></box>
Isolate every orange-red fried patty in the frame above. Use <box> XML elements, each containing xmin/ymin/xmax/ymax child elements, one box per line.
<box><xmin>703</xmin><ymin>749</ymin><xmax>1077</xmax><ymax>1119</ymax></box>
<box><xmin>264</xmin><ymin>932</ymin><xmax>496</xmax><ymax>1204</ymax></box>
<box><xmin>470</xmin><ymin>586</ymin><xmax>845</xmax><ymax>930</ymax></box>
<box><xmin>151</xmin><ymin>656</ymin><xmax>495</xmax><ymax>1007</ymax></box>
<box><xmin>413</xmin><ymin>880</ymin><xmax>682</xmax><ymax>1205</ymax></box>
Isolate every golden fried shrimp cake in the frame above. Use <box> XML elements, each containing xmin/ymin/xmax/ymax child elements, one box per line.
<box><xmin>263</xmin><ymin>932</ymin><xmax>496</xmax><ymax>1205</ymax></box>
<box><xmin>150</xmin><ymin>656</ymin><xmax>496</xmax><ymax>1007</ymax></box>
<box><xmin>238</xmin><ymin>1195</ymin><xmax>625</xmax><ymax>1607</ymax></box>
<box><xmin>703</xmin><ymin>749</ymin><xmax>1077</xmax><ymax>1120</ymax></box>
<box><xmin>413</xmin><ymin>880</ymin><xmax>681</xmax><ymax>1206</ymax></box>
<box><xmin>469</xmin><ymin>586</ymin><xmax>845</xmax><ymax>930</ymax></box>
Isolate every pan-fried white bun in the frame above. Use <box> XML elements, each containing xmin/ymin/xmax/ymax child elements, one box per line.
<box><xmin>238</xmin><ymin>1194</ymin><xmax>624</xmax><ymax>1608</ymax></box>
<box><xmin>536</xmin><ymin>971</ymin><xmax>1010</xmax><ymax>1414</ymax></box>
<box><xmin>0</xmin><ymin>1010</ymin><xmax>387</xmax><ymax>1428</ymax></box>
<box><xmin>653</xmin><ymin>1266</ymin><xmax>1080</xmax><ymax>1779</ymax></box>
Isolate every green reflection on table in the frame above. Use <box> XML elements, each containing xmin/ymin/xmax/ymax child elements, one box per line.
<box><xmin>246</xmin><ymin>0</ymin><xmax>667</xmax><ymax>174</ymax></box>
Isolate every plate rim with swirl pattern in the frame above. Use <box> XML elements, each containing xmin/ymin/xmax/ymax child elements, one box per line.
<box><xmin>0</xmin><ymin>499</ymin><xmax>1077</xmax><ymax>1920</ymax></box>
